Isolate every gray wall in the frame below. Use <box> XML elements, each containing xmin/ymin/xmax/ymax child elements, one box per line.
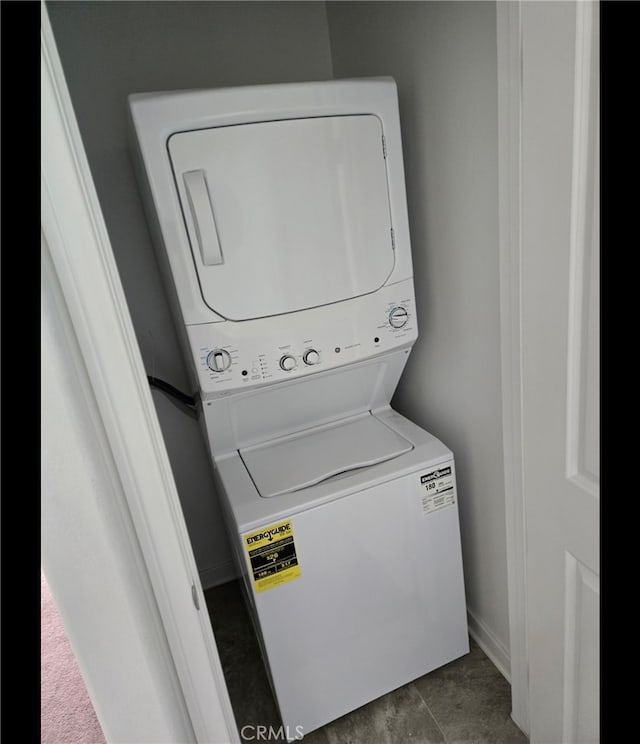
<box><xmin>327</xmin><ymin>2</ymin><xmax>509</xmax><ymax>659</ymax></box>
<box><xmin>47</xmin><ymin>1</ymin><xmax>334</xmax><ymax>585</ymax></box>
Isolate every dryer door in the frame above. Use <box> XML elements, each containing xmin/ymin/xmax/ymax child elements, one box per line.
<box><xmin>168</xmin><ymin>115</ymin><xmax>394</xmax><ymax>321</ymax></box>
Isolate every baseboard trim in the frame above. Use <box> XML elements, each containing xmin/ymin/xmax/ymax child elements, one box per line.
<box><xmin>467</xmin><ymin>609</ymin><xmax>511</xmax><ymax>683</ymax></box>
<box><xmin>200</xmin><ymin>561</ymin><xmax>238</xmax><ymax>590</ymax></box>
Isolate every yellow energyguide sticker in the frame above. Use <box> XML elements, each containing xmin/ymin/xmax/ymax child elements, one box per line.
<box><xmin>244</xmin><ymin>519</ymin><xmax>301</xmax><ymax>593</ymax></box>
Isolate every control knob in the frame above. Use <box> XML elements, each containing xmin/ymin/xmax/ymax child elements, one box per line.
<box><xmin>206</xmin><ymin>348</ymin><xmax>232</xmax><ymax>373</ymax></box>
<box><xmin>303</xmin><ymin>349</ymin><xmax>320</xmax><ymax>366</ymax></box>
<box><xmin>279</xmin><ymin>354</ymin><xmax>297</xmax><ymax>371</ymax></box>
<box><xmin>389</xmin><ymin>306</ymin><xmax>409</xmax><ymax>329</ymax></box>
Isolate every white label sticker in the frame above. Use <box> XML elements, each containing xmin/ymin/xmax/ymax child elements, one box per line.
<box><xmin>420</xmin><ymin>465</ymin><xmax>456</xmax><ymax>515</ymax></box>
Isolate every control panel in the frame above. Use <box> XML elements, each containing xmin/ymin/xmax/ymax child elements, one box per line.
<box><xmin>186</xmin><ymin>280</ymin><xmax>417</xmax><ymax>397</ymax></box>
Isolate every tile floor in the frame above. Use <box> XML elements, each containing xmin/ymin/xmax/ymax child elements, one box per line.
<box><xmin>205</xmin><ymin>581</ymin><xmax>528</xmax><ymax>744</ymax></box>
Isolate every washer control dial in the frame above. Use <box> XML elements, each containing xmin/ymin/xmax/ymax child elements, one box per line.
<box><xmin>206</xmin><ymin>348</ymin><xmax>232</xmax><ymax>373</ymax></box>
<box><xmin>279</xmin><ymin>354</ymin><xmax>297</xmax><ymax>372</ymax></box>
<box><xmin>303</xmin><ymin>349</ymin><xmax>320</xmax><ymax>366</ymax></box>
<box><xmin>389</xmin><ymin>306</ymin><xmax>409</xmax><ymax>329</ymax></box>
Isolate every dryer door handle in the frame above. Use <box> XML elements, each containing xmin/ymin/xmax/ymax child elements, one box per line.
<box><xmin>182</xmin><ymin>169</ymin><xmax>224</xmax><ymax>266</ymax></box>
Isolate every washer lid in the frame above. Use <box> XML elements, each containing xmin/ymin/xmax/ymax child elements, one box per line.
<box><xmin>168</xmin><ymin>114</ymin><xmax>394</xmax><ymax>321</ymax></box>
<box><xmin>239</xmin><ymin>413</ymin><xmax>413</xmax><ymax>499</ymax></box>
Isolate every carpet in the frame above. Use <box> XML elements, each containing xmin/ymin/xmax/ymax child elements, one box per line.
<box><xmin>41</xmin><ymin>571</ymin><xmax>106</xmax><ymax>744</ymax></box>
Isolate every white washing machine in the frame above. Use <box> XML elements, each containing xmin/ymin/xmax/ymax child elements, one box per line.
<box><xmin>128</xmin><ymin>79</ymin><xmax>469</xmax><ymax>739</ymax></box>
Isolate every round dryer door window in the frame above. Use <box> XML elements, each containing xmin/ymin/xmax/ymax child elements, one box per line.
<box><xmin>168</xmin><ymin>114</ymin><xmax>395</xmax><ymax>321</ymax></box>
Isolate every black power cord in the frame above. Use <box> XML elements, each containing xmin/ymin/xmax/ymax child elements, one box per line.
<box><xmin>147</xmin><ymin>376</ymin><xmax>198</xmax><ymax>409</ymax></box>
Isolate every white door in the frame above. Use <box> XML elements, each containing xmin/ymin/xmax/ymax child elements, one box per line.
<box><xmin>520</xmin><ymin>2</ymin><xmax>599</xmax><ymax>742</ymax></box>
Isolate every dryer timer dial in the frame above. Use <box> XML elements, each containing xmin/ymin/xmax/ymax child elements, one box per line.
<box><xmin>389</xmin><ymin>306</ymin><xmax>409</xmax><ymax>329</ymax></box>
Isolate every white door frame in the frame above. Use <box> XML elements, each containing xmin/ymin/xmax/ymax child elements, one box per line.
<box><xmin>496</xmin><ymin>1</ymin><xmax>529</xmax><ymax>734</ymax></box>
<box><xmin>496</xmin><ymin>1</ymin><xmax>599</xmax><ymax>736</ymax></box>
<box><xmin>41</xmin><ymin>4</ymin><xmax>239</xmax><ymax>742</ymax></box>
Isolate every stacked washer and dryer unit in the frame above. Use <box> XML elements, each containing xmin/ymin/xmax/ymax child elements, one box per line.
<box><xmin>129</xmin><ymin>79</ymin><xmax>468</xmax><ymax>738</ymax></box>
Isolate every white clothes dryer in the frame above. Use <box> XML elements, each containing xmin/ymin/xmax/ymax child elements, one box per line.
<box><xmin>128</xmin><ymin>78</ymin><xmax>469</xmax><ymax>739</ymax></box>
